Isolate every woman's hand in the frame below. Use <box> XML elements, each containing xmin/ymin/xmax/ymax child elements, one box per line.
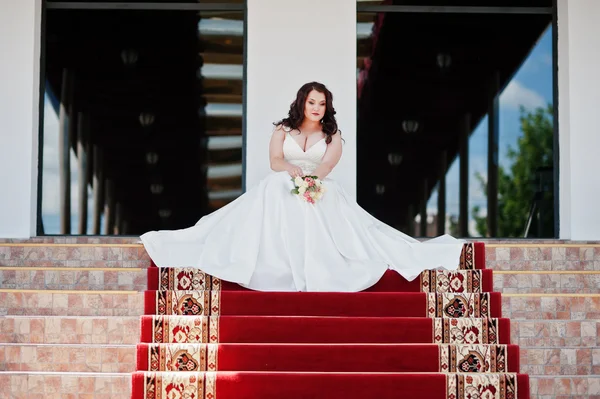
<box><xmin>286</xmin><ymin>165</ymin><xmax>303</xmax><ymax>178</ymax></box>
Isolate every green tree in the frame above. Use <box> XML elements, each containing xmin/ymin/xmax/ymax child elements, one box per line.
<box><xmin>473</xmin><ymin>105</ymin><xmax>554</xmax><ymax>237</ymax></box>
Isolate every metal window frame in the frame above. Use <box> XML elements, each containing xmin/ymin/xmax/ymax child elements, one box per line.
<box><xmin>357</xmin><ymin>2</ymin><xmax>559</xmax><ymax>238</ymax></box>
<box><xmin>46</xmin><ymin>2</ymin><xmax>245</xmax><ymax>10</ymax></box>
<box><xmin>37</xmin><ymin>0</ymin><xmax>248</xmax><ymax>236</ymax></box>
<box><xmin>551</xmin><ymin>0</ymin><xmax>559</xmax><ymax>238</ymax></box>
<box><xmin>356</xmin><ymin>5</ymin><xmax>552</xmax><ymax>14</ymax></box>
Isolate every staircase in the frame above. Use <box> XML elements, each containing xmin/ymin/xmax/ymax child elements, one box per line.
<box><xmin>0</xmin><ymin>240</ymin><xmax>146</xmax><ymax>399</ymax></box>
<box><xmin>131</xmin><ymin>242</ymin><xmax>530</xmax><ymax>399</ymax></box>
<box><xmin>2</xmin><ymin>239</ymin><xmax>599</xmax><ymax>398</ymax></box>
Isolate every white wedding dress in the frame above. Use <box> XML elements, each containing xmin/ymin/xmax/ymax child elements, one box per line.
<box><xmin>140</xmin><ymin>131</ymin><xmax>465</xmax><ymax>292</ymax></box>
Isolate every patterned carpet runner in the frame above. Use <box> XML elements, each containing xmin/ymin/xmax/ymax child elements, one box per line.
<box><xmin>132</xmin><ymin>242</ymin><xmax>530</xmax><ymax>399</ymax></box>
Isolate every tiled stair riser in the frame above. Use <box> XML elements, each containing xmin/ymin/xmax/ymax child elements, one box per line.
<box><xmin>0</xmin><ymin>316</ymin><xmax>140</xmax><ymax>344</ymax></box>
<box><xmin>0</xmin><ymin>293</ymin><xmax>144</xmax><ymax>316</ymax></box>
<box><xmin>0</xmin><ymin>344</ymin><xmax>136</xmax><ymax>372</ymax></box>
<box><xmin>0</xmin><ymin>372</ymin><xmax>131</xmax><ymax>399</ymax></box>
<box><xmin>0</xmin><ymin>269</ymin><xmax>146</xmax><ymax>291</ymax></box>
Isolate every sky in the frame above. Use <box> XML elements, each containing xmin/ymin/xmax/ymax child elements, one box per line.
<box><xmin>41</xmin><ymin>98</ymin><xmax>98</xmax><ymax>234</ymax></box>
<box><xmin>429</xmin><ymin>25</ymin><xmax>554</xmax><ymax>236</ymax></box>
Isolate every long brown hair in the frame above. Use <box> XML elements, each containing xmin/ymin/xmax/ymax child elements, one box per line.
<box><xmin>274</xmin><ymin>82</ymin><xmax>339</xmax><ymax>144</ymax></box>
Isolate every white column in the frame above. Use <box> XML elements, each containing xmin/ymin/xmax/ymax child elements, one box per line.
<box><xmin>246</xmin><ymin>0</ymin><xmax>357</xmax><ymax>197</ymax></box>
<box><xmin>0</xmin><ymin>0</ymin><xmax>41</xmax><ymax>238</ymax></box>
<box><xmin>557</xmin><ymin>0</ymin><xmax>600</xmax><ymax>240</ymax></box>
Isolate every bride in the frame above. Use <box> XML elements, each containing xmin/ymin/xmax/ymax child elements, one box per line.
<box><xmin>140</xmin><ymin>82</ymin><xmax>464</xmax><ymax>292</ymax></box>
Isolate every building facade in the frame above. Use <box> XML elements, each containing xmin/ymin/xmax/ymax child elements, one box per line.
<box><xmin>1</xmin><ymin>0</ymin><xmax>599</xmax><ymax>240</ymax></box>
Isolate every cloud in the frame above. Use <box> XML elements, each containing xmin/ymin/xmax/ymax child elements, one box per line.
<box><xmin>541</xmin><ymin>52</ymin><xmax>553</xmax><ymax>66</ymax></box>
<box><xmin>500</xmin><ymin>80</ymin><xmax>546</xmax><ymax>111</ymax></box>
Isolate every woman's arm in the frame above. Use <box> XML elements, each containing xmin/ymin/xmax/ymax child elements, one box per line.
<box><xmin>269</xmin><ymin>125</ymin><xmax>303</xmax><ymax>177</ymax></box>
<box><xmin>312</xmin><ymin>132</ymin><xmax>342</xmax><ymax>180</ymax></box>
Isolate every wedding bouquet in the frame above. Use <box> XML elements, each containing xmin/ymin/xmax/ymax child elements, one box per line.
<box><xmin>291</xmin><ymin>175</ymin><xmax>325</xmax><ymax>204</ymax></box>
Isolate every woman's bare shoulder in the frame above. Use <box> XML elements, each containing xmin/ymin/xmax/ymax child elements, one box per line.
<box><xmin>329</xmin><ymin>131</ymin><xmax>342</xmax><ymax>142</ymax></box>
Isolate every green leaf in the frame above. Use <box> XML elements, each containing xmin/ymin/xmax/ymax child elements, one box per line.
<box><xmin>471</xmin><ymin>104</ymin><xmax>554</xmax><ymax>237</ymax></box>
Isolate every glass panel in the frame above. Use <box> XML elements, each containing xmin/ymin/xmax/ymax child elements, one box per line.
<box><xmin>445</xmin><ymin>156</ymin><xmax>460</xmax><ymax>237</ymax></box>
<box><xmin>357</xmin><ymin>9</ymin><xmax>554</xmax><ymax>238</ymax></box>
<box><xmin>40</xmin><ymin>8</ymin><xmax>245</xmax><ymax>235</ymax></box>
<box><xmin>497</xmin><ymin>26</ymin><xmax>554</xmax><ymax>238</ymax></box>
<box><xmin>357</xmin><ymin>0</ymin><xmax>551</xmax><ymax>7</ymax></box>
<box><xmin>469</xmin><ymin>117</ymin><xmax>488</xmax><ymax>237</ymax></box>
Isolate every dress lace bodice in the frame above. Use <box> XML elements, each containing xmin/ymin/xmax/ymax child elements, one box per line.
<box><xmin>283</xmin><ymin>132</ymin><xmax>327</xmax><ymax>175</ymax></box>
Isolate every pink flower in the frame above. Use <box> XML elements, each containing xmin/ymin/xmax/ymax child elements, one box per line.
<box><xmin>305</xmin><ymin>177</ymin><xmax>315</xmax><ymax>187</ymax></box>
<box><xmin>302</xmin><ymin>191</ymin><xmax>314</xmax><ymax>204</ymax></box>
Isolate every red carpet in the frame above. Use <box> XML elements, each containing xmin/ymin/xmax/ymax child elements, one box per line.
<box><xmin>141</xmin><ymin>315</ymin><xmax>512</xmax><ymax>344</ymax></box>
<box><xmin>132</xmin><ymin>372</ymin><xmax>527</xmax><ymax>399</ymax></box>
<box><xmin>143</xmin><ymin>291</ymin><xmax>502</xmax><ymax>318</ymax></box>
<box><xmin>133</xmin><ymin>242</ymin><xmax>530</xmax><ymax>399</ymax></box>
<box><xmin>136</xmin><ymin>343</ymin><xmax>520</xmax><ymax>372</ymax></box>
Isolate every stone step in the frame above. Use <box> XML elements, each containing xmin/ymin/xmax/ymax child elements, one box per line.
<box><xmin>487</xmin><ymin>260</ymin><xmax>600</xmax><ymax>272</ymax></box>
<box><xmin>3</xmin><ymin>373</ymin><xmax>598</xmax><ymax>399</ymax></box>
<box><xmin>0</xmin><ymin>267</ymin><xmax>146</xmax><ymax>290</ymax></box>
<box><xmin>485</xmin><ymin>243</ymin><xmax>600</xmax><ymax>262</ymax></box>
<box><xmin>509</xmin><ymin>319</ymin><xmax>598</xmax><ymax>348</ymax></box>
<box><xmin>0</xmin><ymin>316</ymin><xmax>140</xmax><ymax>344</ymax></box>
<box><xmin>494</xmin><ymin>271</ymin><xmax>600</xmax><ymax>293</ymax></box>
<box><xmin>0</xmin><ymin>291</ymin><xmax>144</xmax><ymax>316</ymax></box>
<box><xmin>0</xmin><ymin>243</ymin><xmax>149</xmax><ymax>267</ymax></box>
<box><xmin>502</xmin><ymin>295</ymin><xmax>600</xmax><ymax>320</ymax></box>
<box><xmin>0</xmin><ymin>238</ymin><xmax>140</xmax><ymax>244</ymax></box>
<box><xmin>0</xmin><ymin>371</ymin><xmax>131</xmax><ymax>399</ymax></box>
<box><xmin>518</xmin><ymin>346</ymin><xmax>600</xmax><ymax>377</ymax></box>
<box><xmin>527</xmin><ymin>375</ymin><xmax>600</xmax><ymax>398</ymax></box>
<box><xmin>0</xmin><ymin>344</ymin><xmax>136</xmax><ymax>373</ymax></box>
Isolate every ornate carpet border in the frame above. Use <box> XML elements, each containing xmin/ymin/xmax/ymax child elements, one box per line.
<box><xmin>159</xmin><ymin>267</ymin><xmax>222</xmax><ymax>291</ymax></box>
<box><xmin>440</xmin><ymin>344</ymin><xmax>507</xmax><ymax>373</ymax></box>
<box><xmin>143</xmin><ymin>372</ymin><xmax>216</xmax><ymax>399</ymax></box>
<box><xmin>156</xmin><ymin>290</ymin><xmax>221</xmax><ymax>316</ymax></box>
<box><xmin>421</xmin><ymin>270</ymin><xmax>482</xmax><ymax>293</ymax></box>
<box><xmin>427</xmin><ymin>293</ymin><xmax>490</xmax><ymax>318</ymax></box>
<box><xmin>447</xmin><ymin>373</ymin><xmax>517</xmax><ymax>399</ymax></box>
<box><xmin>151</xmin><ymin>316</ymin><xmax>219</xmax><ymax>344</ymax></box>
<box><xmin>460</xmin><ymin>242</ymin><xmax>475</xmax><ymax>270</ymax></box>
<box><xmin>434</xmin><ymin>318</ymin><xmax>499</xmax><ymax>345</ymax></box>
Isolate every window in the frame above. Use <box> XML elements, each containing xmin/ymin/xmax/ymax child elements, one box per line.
<box><xmin>40</xmin><ymin>1</ymin><xmax>246</xmax><ymax>235</ymax></box>
<box><xmin>357</xmin><ymin>1</ymin><xmax>556</xmax><ymax>238</ymax></box>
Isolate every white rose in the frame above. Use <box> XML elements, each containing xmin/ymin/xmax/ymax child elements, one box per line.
<box><xmin>301</xmin><ymin>181</ymin><xmax>309</xmax><ymax>188</ymax></box>
<box><xmin>298</xmin><ymin>186</ymin><xmax>306</xmax><ymax>194</ymax></box>
<box><xmin>315</xmin><ymin>192</ymin><xmax>323</xmax><ymax>200</ymax></box>
<box><xmin>310</xmin><ymin>191</ymin><xmax>316</xmax><ymax>198</ymax></box>
<box><xmin>294</xmin><ymin>176</ymin><xmax>303</xmax><ymax>186</ymax></box>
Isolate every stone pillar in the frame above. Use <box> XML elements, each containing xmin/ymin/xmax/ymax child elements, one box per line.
<box><xmin>557</xmin><ymin>0</ymin><xmax>600</xmax><ymax>239</ymax></box>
